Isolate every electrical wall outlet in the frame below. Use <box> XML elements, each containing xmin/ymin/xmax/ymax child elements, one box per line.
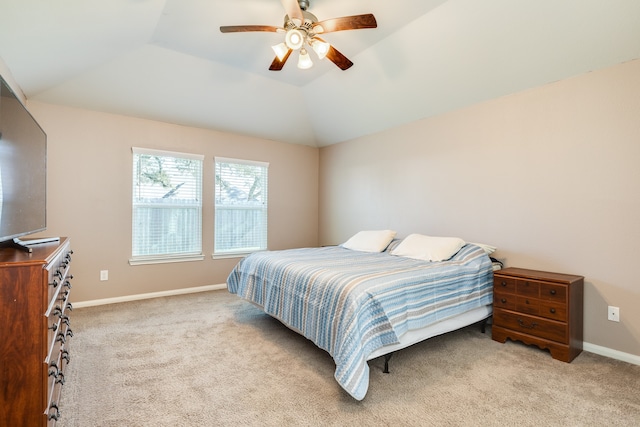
<box><xmin>100</xmin><ymin>270</ymin><xmax>109</xmax><ymax>281</ymax></box>
<box><xmin>607</xmin><ymin>306</ymin><xmax>620</xmax><ymax>322</ymax></box>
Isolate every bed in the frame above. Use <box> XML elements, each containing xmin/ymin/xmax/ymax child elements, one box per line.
<box><xmin>226</xmin><ymin>237</ymin><xmax>494</xmax><ymax>400</ymax></box>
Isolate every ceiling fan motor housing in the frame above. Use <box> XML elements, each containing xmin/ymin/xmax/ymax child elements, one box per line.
<box><xmin>284</xmin><ymin>10</ymin><xmax>318</xmax><ymax>28</ymax></box>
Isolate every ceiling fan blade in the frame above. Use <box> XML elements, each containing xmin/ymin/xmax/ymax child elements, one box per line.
<box><xmin>325</xmin><ymin>45</ymin><xmax>354</xmax><ymax>70</ymax></box>
<box><xmin>313</xmin><ymin>14</ymin><xmax>377</xmax><ymax>34</ymax></box>
<box><xmin>269</xmin><ymin>49</ymin><xmax>293</xmax><ymax>71</ymax></box>
<box><xmin>314</xmin><ymin>36</ymin><xmax>353</xmax><ymax>70</ymax></box>
<box><xmin>280</xmin><ymin>0</ymin><xmax>304</xmax><ymax>25</ymax></box>
<box><xmin>220</xmin><ymin>25</ymin><xmax>280</xmax><ymax>33</ymax></box>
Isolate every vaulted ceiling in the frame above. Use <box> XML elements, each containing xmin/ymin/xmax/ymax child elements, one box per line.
<box><xmin>1</xmin><ymin>0</ymin><xmax>639</xmax><ymax>147</ymax></box>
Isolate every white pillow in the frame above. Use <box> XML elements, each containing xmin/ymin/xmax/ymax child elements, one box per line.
<box><xmin>341</xmin><ymin>230</ymin><xmax>397</xmax><ymax>253</ymax></box>
<box><xmin>470</xmin><ymin>242</ymin><xmax>497</xmax><ymax>255</ymax></box>
<box><xmin>391</xmin><ymin>234</ymin><xmax>465</xmax><ymax>262</ymax></box>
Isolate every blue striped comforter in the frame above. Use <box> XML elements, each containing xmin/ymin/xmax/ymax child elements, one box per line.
<box><xmin>226</xmin><ymin>243</ymin><xmax>493</xmax><ymax>400</ymax></box>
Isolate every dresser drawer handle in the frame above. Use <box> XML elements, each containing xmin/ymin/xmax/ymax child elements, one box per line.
<box><xmin>48</xmin><ymin>403</ymin><xmax>60</xmax><ymax>421</ymax></box>
<box><xmin>59</xmin><ymin>290</ymin><xmax>70</xmax><ymax>302</ymax></box>
<box><xmin>501</xmin><ymin>298</ymin><xmax>507</xmax><ymax>304</ymax></box>
<box><xmin>517</xmin><ymin>319</ymin><xmax>538</xmax><ymax>329</ymax></box>
<box><xmin>56</xmin><ymin>333</ymin><xmax>66</xmax><ymax>344</ymax></box>
<box><xmin>49</xmin><ymin>362</ymin><xmax>60</xmax><ymax>378</ymax></box>
<box><xmin>55</xmin><ymin>372</ymin><xmax>66</xmax><ymax>385</ymax></box>
<box><xmin>501</xmin><ymin>281</ymin><xmax>507</xmax><ymax>287</ymax></box>
<box><xmin>550</xmin><ymin>289</ymin><xmax>556</xmax><ymax>295</ymax></box>
<box><xmin>550</xmin><ymin>308</ymin><xmax>556</xmax><ymax>314</ymax></box>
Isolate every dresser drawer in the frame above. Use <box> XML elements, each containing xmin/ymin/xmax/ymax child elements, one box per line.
<box><xmin>46</xmin><ymin>250</ymin><xmax>71</xmax><ymax>306</ymax></box>
<box><xmin>493</xmin><ymin>309</ymin><xmax>568</xmax><ymax>343</ymax></box>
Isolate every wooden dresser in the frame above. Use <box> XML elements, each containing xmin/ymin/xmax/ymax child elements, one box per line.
<box><xmin>0</xmin><ymin>237</ymin><xmax>74</xmax><ymax>426</ymax></box>
<box><xmin>492</xmin><ymin>267</ymin><xmax>583</xmax><ymax>362</ymax></box>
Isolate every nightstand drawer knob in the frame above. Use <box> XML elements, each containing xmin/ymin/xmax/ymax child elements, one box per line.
<box><xmin>550</xmin><ymin>308</ymin><xmax>556</xmax><ymax>314</ymax></box>
<box><xmin>501</xmin><ymin>281</ymin><xmax>507</xmax><ymax>287</ymax></box>
<box><xmin>550</xmin><ymin>290</ymin><xmax>556</xmax><ymax>295</ymax></box>
<box><xmin>501</xmin><ymin>298</ymin><xmax>507</xmax><ymax>304</ymax></box>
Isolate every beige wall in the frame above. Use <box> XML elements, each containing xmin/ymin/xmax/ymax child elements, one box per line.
<box><xmin>26</xmin><ymin>102</ymin><xmax>319</xmax><ymax>303</ymax></box>
<box><xmin>319</xmin><ymin>59</ymin><xmax>640</xmax><ymax>357</ymax></box>
<box><xmin>5</xmin><ymin>54</ymin><xmax>637</xmax><ymax>358</ymax></box>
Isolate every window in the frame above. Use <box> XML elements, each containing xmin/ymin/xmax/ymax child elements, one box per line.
<box><xmin>131</xmin><ymin>147</ymin><xmax>204</xmax><ymax>264</ymax></box>
<box><xmin>214</xmin><ymin>157</ymin><xmax>268</xmax><ymax>257</ymax></box>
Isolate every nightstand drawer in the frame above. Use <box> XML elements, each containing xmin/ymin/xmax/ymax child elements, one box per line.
<box><xmin>493</xmin><ymin>309</ymin><xmax>568</xmax><ymax>343</ymax></box>
<box><xmin>494</xmin><ymin>277</ymin><xmax>516</xmax><ymax>293</ymax></box>
<box><xmin>516</xmin><ymin>279</ymin><xmax>539</xmax><ymax>297</ymax></box>
<box><xmin>540</xmin><ymin>283</ymin><xmax>567</xmax><ymax>303</ymax></box>
<box><xmin>493</xmin><ymin>291</ymin><xmax>516</xmax><ymax>310</ymax></box>
<box><xmin>539</xmin><ymin>300</ymin><xmax>567</xmax><ymax>321</ymax></box>
<box><xmin>516</xmin><ymin>296</ymin><xmax>539</xmax><ymax>316</ymax></box>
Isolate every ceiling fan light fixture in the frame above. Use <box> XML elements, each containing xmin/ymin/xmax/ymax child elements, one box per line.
<box><xmin>297</xmin><ymin>48</ymin><xmax>313</xmax><ymax>69</ymax></box>
<box><xmin>271</xmin><ymin>42</ymin><xmax>289</xmax><ymax>61</ymax></box>
<box><xmin>285</xmin><ymin>28</ymin><xmax>305</xmax><ymax>50</ymax></box>
<box><xmin>311</xmin><ymin>39</ymin><xmax>330</xmax><ymax>59</ymax></box>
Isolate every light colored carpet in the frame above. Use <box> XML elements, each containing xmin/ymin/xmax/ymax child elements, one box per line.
<box><xmin>58</xmin><ymin>290</ymin><xmax>640</xmax><ymax>426</ymax></box>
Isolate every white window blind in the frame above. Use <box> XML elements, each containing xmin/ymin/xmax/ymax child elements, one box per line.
<box><xmin>131</xmin><ymin>147</ymin><xmax>203</xmax><ymax>263</ymax></box>
<box><xmin>214</xmin><ymin>157</ymin><xmax>268</xmax><ymax>256</ymax></box>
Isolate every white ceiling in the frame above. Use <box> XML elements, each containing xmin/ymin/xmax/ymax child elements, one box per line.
<box><xmin>1</xmin><ymin>0</ymin><xmax>639</xmax><ymax>147</ymax></box>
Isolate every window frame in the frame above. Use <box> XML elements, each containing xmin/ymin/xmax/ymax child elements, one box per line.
<box><xmin>213</xmin><ymin>156</ymin><xmax>269</xmax><ymax>259</ymax></box>
<box><xmin>129</xmin><ymin>147</ymin><xmax>205</xmax><ymax>266</ymax></box>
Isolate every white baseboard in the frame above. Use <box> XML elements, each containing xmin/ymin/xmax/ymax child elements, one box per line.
<box><xmin>583</xmin><ymin>342</ymin><xmax>640</xmax><ymax>366</ymax></box>
<box><xmin>72</xmin><ymin>284</ymin><xmax>227</xmax><ymax>308</ymax></box>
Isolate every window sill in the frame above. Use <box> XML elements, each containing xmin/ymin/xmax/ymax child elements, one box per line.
<box><xmin>212</xmin><ymin>251</ymin><xmax>263</xmax><ymax>260</ymax></box>
<box><xmin>129</xmin><ymin>254</ymin><xmax>205</xmax><ymax>266</ymax></box>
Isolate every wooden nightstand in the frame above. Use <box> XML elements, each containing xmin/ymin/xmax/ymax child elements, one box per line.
<box><xmin>492</xmin><ymin>267</ymin><xmax>584</xmax><ymax>362</ymax></box>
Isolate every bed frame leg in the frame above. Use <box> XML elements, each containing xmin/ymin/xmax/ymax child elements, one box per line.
<box><xmin>481</xmin><ymin>317</ymin><xmax>489</xmax><ymax>334</ymax></box>
<box><xmin>383</xmin><ymin>353</ymin><xmax>393</xmax><ymax>374</ymax></box>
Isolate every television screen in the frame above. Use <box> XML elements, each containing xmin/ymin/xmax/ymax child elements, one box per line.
<box><xmin>0</xmin><ymin>75</ymin><xmax>47</xmax><ymax>244</ymax></box>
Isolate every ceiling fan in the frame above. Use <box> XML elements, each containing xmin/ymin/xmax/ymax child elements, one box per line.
<box><xmin>220</xmin><ymin>0</ymin><xmax>377</xmax><ymax>71</ymax></box>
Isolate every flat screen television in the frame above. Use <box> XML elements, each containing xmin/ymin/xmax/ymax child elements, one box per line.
<box><xmin>0</xmin><ymin>75</ymin><xmax>48</xmax><ymax>252</ymax></box>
